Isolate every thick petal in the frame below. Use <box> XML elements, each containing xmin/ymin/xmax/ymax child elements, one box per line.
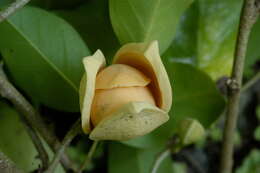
<box><xmin>113</xmin><ymin>41</ymin><xmax>172</xmax><ymax>112</ymax></box>
<box><xmin>79</xmin><ymin>50</ymin><xmax>106</xmax><ymax>133</ymax></box>
<box><xmin>95</xmin><ymin>64</ymin><xmax>150</xmax><ymax>89</ymax></box>
<box><xmin>89</xmin><ymin>102</ymin><xmax>169</xmax><ymax>141</ymax></box>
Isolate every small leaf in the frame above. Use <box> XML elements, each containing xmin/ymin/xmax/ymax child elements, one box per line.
<box><xmin>109</xmin><ymin>0</ymin><xmax>193</xmax><ymax>53</ymax></box>
<box><xmin>236</xmin><ymin>149</ymin><xmax>260</xmax><ymax>173</ymax></box>
<box><xmin>254</xmin><ymin>126</ymin><xmax>260</xmax><ymax>141</ymax></box>
<box><xmin>177</xmin><ymin>118</ymin><xmax>205</xmax><ymax>145</ymax></box>
<box><xmin>0</xmin><ymin>6</ymin><xmax>90</xmax><ymax>111</ymax></box>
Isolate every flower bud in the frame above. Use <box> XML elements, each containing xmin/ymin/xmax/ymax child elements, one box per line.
<box><xmin>91</xmin><ymin>64</ymin><xmax>156</xmax><ymax>126</ymax></box>
<box><xmin>79</xmin><ymin>41</ymin><xmax>172</xmax><ymax>141</ymax></box>
<box><xmin>177</xmin><ymin>118</ymin><xmax>205</xmax><ymax>145</ymax></box>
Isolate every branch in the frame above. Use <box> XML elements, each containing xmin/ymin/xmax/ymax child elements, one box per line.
<box><xmin>21</xmin><ymin>117</ymin><xmax>49</xmax><ymax>170</ymax></box>
<box><xmin>77</xmin><ymin>140</ymin><xmax>99</xmax><ymax>173</ymax></box>
<box><xmin>151</xmin><ymin>149</ymin><xmax>170</xmax><ymax>173</ymax></box>
<box><xmin>220</xmin><ymin>0</ymin><xmax>260</xmax><ymax>173</ymax></box>
<box><xmin>45</xmin><ymin>119</ymin><xmax>82</xmax><ymax>173</ymax></box>
<box><xmin>0</xmin><ymin>0</ymin><xmax>31</xmax><ymax>23</ymax></box>
<box><xmin>0</xmin><ymin>63</ymin><xmax>74</xmax><ymax>171</ymax></box>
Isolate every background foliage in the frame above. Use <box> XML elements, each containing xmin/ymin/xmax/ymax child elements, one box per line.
<box><xmin>0</xmin><ymin>0</ymin><xmax>259</xmax><ymax>172</ymax></box>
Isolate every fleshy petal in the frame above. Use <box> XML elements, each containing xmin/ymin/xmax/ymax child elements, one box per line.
<box><xmin>113</xmin><ymin>41</ymin><xmax>172</xmax><ymax>112</ymax></box>
<box><xmin>89</xmin><ymin>102</ymin><xmax>169</xmax><ymax>141</ymax></box>
<box><xmin>95</xmin><ymin>64</ymin><xmax>151</xmax><ymax>89</ymax></box>
<box><xmin>79</xmin><ymin>50</ymin><xmax>106</xmax><ymax>133</ymax></box>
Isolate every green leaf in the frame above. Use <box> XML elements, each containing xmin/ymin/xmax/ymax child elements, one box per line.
<box><xmin>244</xmin><ymin>20</ymin><xmax>260</xmax><ymax>77</ymax></box>
<box><xmin>0</xmin><ymin>0</ymin><xmax>13</xmax><ymax>7</ymax></box>
<box><xmin>122</xmin><ymin>62</ymin><xmax>225</xmax><ymax>148</ymax></box>
<box><xmin>109</xmin><ymin>0</ymin><xmax>193</xmax><ymax>53</ymax></box>
<box><xmin>108</xmin><ymin>142</ymin><xmax>173</xmax><ymax>173</ymax></box>
<box><xmin>0</xmin><ymin>101</ymin><xmax>65</xmax><ymax>172</ymax></box>
<box><xmin>56</xmin><ymin>0</ymin><xmax>120</xmax><ymax>62</ymax></box>
<box><xmin>0</xmin><ymin>6</ymin><xmax>90</xmax><ymax>111</ymax></box>
<box><xmin>163</xmin><ymin>2</ymin><xmax>199</xmax><ymax>66</ymax></box>
<box><xmin>197</xmin><ymin>0</ymin><xmax>242</xmax><ymax>79</ymax></box>
<box><xmin>167</xmin><ymin>62</ymin><xmax>225</xmax><ymax>130</ymax></box>
<box><xmin>254</xmin><ymin>126</ymin><xmax>260</xmax><ymax>141</ymax></box>
<box><xmin>236</xmin><ymin>149</ymin><xmax>260</xmax><ymax>173</ymax></box>
<box><xmin>164</xmin><ymin>0</ymin><xmax>243</xmax><ymax>80</ymax></box>
<box><xmin>0</xmin><ymin>101</ymin><xmax>40</xmax><ymax>172</ymax></box>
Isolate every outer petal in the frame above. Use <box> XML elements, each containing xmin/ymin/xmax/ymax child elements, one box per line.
<box><xmin>79</xmin><ymin>50</ymin><xmax>106</xmax><ymax>133</ymax></box>
<box><xmin>113</xmin><ymin>41</ymin><xmax>172</xmax><ymax>112</ymax></box>
<box><xmin>89</xmin><ymin>102</ymin><xmax>169</xmax><ymax>141</ymax></box>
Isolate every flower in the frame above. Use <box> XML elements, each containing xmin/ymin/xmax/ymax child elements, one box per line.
<box><xmin>79</xmin><ymin>41</ymin><xmax>172</xmax><ymax>141</ymax></box>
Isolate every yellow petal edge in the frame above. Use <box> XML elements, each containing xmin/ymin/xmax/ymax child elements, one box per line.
<box><xmin>113</xmin><ymin>41</ymin><xmax>172</xmax><ymax>112</ymax></box>
<box><xmin>89</xmin><ymin>102</ymin><xmax>169</xmax><ymax>141</ymax></box>
<box><xmin>79</xmin><ymin>50</ymin><xmax>106</xmax><ymax>133</ymax></box>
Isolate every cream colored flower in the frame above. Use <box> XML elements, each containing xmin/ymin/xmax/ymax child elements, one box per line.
<box><xmin>79</xmin><ymin>41</ymin><xmax>172</xmax><ymax>141</ymax></box>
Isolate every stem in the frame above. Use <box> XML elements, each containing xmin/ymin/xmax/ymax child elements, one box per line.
<box><xmin>0</xmin><ymin>63</ymin><xmax>74</xmax><ymax>170</ymax></box>
<box><xmin>220</xmin><ymin>1</ymin><xmax>259</xmax><ymax>173</ymax></box>
<box><xmin>45</xmin><ymin>119</ymin><xmax>82</xmax><ymax>173</ymax></box>
<box><xmin>242</xmin><ymin>71</ymin><xmax>260</xmax><ymax>92</ymax></box>
<box><xmin>21</xmin><ymin>117</ymin><xmax>49</xmax><ymax>170</ymax></box>
<box><xmin>77</xmin><ymin>141</ymin><xmax>99</xmax><ymax>173</ymax></box>
<box><xmin>0</xmin><ymin>0</ymin><xmax>31</xmax><ymax>23</ymax></box>
<box><xmin>151</xmin><ymin>149</ymin><xmax>170</xmax><ymax>173</ymax></box>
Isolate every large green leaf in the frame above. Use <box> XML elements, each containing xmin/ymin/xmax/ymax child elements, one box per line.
<box><xmin>57</xmin><ymin>0</ymin><xmax>120</xmax><ymax>62</ymax></box>
<box><xmin>164</xmin><ymin>0</ymin><xmax>243</xmax><ymax>80</ymax></box>
<box><xmin>0</xmin><ymin>101</ymin><xmax>40</xmax><ymax>172</ymax></box>
<box><xmin>122</xmin><ymin>62</ymin><xmax>225</xmax><ymax>148</ymax></box>
<box><xmin>163</xmin><ymin>2</ymin><xmax>199</xmax><ymax>66</ymax></box>
<box><xmin>108</xmin><ymin>142</ymin><xmax>173</xmax><ymax>173</ymax></box>
<box><xmin>0</xmin><ymin>101</ymin><xmax>65</xmax><ymax>172</ymax></box>
<box><xmin>109</xmin><ymin>0</ymin><xmax>193</xmax><ymax>53</ymax></box>
<box><xmin>0</xmin><ymin>6</ymin><xmax>90</xmax><ymax>111</ymax></box>
<box><xmin>244</xmin><ymin>20</ymin><xmax>260</xmax><ymax>77</ymax></box>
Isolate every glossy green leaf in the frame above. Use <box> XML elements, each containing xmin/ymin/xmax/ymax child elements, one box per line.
<box><xmin>244</xmin><ymin>20</ymin><xmax>260</xmax><ymax>77</ymax></box>
<box><xmin>197</xmin><ymin>0</ymin><xmax>242</xmax><ymax>79</ymax></box>
<box><xmin>122</xmin><ymin>62</ymin><xmax>225</xmax><ymax>148</ymax></box>
<box><xmin>109</xmin><ymin>0</ymin><xmax>193</xmax><ymax>53</ymax></box>
<box><xmin>108</xmin><ymin>142</ymin><xmax>173</xmax><ymax>173</ymax></box>
<box><xmin>57</xmin><ymin>0</ymin><xmax>120</xmax><ymax>62</ymax></box>
<box><xmin>0</xmin><ymin>101</ymin><xmax>40</xmax><ymax>172</ymax></box>
<box><xmin>0</xmin><ymin>6</ymin><xmax>90</xmax><ymax>111</ymax></box>
<box><xmin>164</xmin><ymin>0</ymin><xmax>243</xmax><ymax>80</ymax></box>
<box><xmin>163</xmin><ymin>2</ymin><xmax>199</xmax><ymax>66</ymax></box>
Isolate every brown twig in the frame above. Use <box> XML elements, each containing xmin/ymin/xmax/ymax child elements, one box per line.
<box><xmin>0</xmin><ymin>63</ymin><xmax>74</xmax><ymax>171</ymax></box>
<box><xmin>77</xmin><ymin>140</ymin><xmax>99</xmax><ymax>173</ymax></box>
<box><xmin>242</xmin><ymin>71</ymin><xmax>260</xmax><ymax>92</ymax></box>
<box><xmin>21</xmin><ymin>117</ymin><xmax>49</xmax><ymax>170</ymax></box>
<box><xmin>0</xmin><ymin>0</ymin><xmax>31</xmax><ymax>23</ymax></box>
<box><xmin>45</xmin><ymin>119</ymin><xmax>82</xmax><ymax>173</ymax></box>
<box><xmin>220</xmin><ymin>0</ymin><xmax>260</xmax><ymax>173</ymax></box>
